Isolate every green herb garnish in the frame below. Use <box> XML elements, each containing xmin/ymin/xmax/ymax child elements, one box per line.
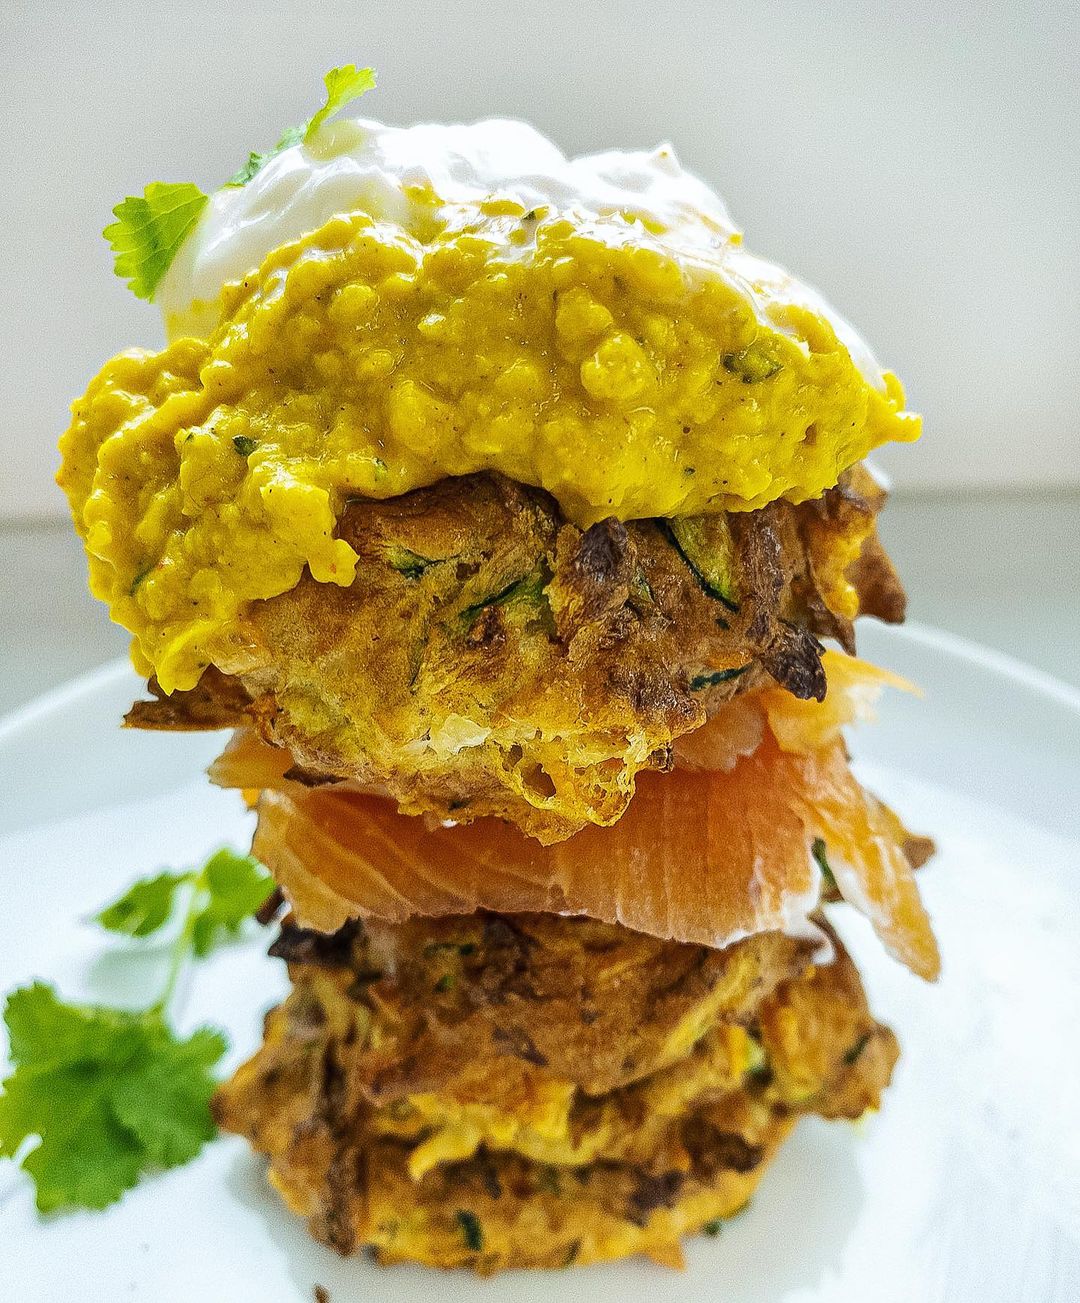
<box><xmin>227</xmin><ymin>64</ymin><xmax>376</xmax><ymax>187</ymax></box>
<box><xmin>702</xmin><ymin>1218</ymin><xmax>723</xmax><ymax>1236</ymax></box>
<box><xmin>812</xmin><ymin>837</ymin><xmax>838</xmax><ymax>894</ymax></box>
<box><xmin>106</xmin><ymin>65</ymin><xmax>376</xmax><ymax>300</ymax></box>
<box><xmin>97</xmin><ymin>849</ymin><xmax>274</xmax><ymax>959</ymax></box>
<box><xmin>104</xmin><ymin>182</ymin><xmax>209</xmax><ymax>302</ymax></box>
<box><xmin>0</xmin><ymin>984</ymin><xmax>225</xmax><ymax>1213</ymax></box>
<box><xmin>0</xmin><ymin>848</ymin><xmax>273</xmax><ymax>1212</ymax></box>
<box><xmin>232</xmin><ymin>435</ymin><xmax>258</xmax><ymax>457</ymax></box>
<box><xmin>456</xmin><ymin>1209</ymin><xmax>484</xmax><ymax>1251</ymax></box>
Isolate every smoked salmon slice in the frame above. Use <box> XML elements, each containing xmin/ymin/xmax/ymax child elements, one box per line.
<box><xmin>762</xmin><ymin>650</ymin><xmax>918</xmax><ymax>753</ymax></box>
<box><xmin>253</xmin><ymin>729</ymin><xmax>939</xmax><ymax>981</ymax></box>
<box><xmin>672</xmin><ymin>650</ymin><xmax>917</xmax><ymax>772</ymax></box>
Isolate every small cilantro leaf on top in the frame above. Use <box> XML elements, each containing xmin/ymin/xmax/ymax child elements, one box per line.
<box><xmin>103</xmin><ymin>182</ymin><xmax>209</xmax><ymax>301</ymax></box>
<box><xmin>225</xmin><ymin>63</ymin><xmax>376</xmax><ymax>187</ymax></box>
<box><xmin>107</xmin><ymin>64</ymin><xmax>377</xmax><ymax>298</ymax></box>
<box><xmin>304</xmin><ymin>64</ymin><xmax>377</xmax><ymax>142</ymax></box>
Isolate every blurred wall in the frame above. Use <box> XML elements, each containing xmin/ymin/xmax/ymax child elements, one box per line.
<box><xmin>3</xmin><ymin>0</ymin><xmax>1078</xmax><ymax>520</ymax></box>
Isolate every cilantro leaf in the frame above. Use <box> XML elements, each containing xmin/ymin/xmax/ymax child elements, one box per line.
<box><xmin>227</xmin><ymin>136</ymin><xmax>299</xmax><ymax>188</ymax></box>
<box><xmin>93</xmin><ymin>851</ymin><xmax>271</xmax><ymax>956</ymax></box>
<box><xmin>304</xmin><ymin>64</ymin><xmax>377</xmax><ymax>141</ymax></box>
<box><xmin>106</xmin><ymin>65</ymin><xmax>376</xmax><ymax>298</ymax></box>
<box><xmin>189</xmin><ymin>850</ymin><xmax>274</xmax><ymax>957</ymax></box>
<box><xmin>226</xmin><ymin>63</ymin><xmax>376</xmax><ymax>188</ymax></box>
<box><xmin>3</xmin><ymin>979</ymin><xmax>107</xmax><ymax>1068</ymax></box>
<box><xmin>95</xmin><ymin>870</ymin><xmax>191</xmax><ymax>938</ymax></box>
<box><xmin>0</xmin><ymin>984</ymin><xmax>224</xmax><ymax>1213</ymax></box>
<box><xmin>103</xmin><ymin>182</ymin><xmax>209</xmax><ymax>301</ymax></box>
<box><xmin>1</xmin><ymin>846</ymin><xmax>270</xmax><ymax>1214</ymax></box>
<box><xmin>110</xmin><ymin>1025</ymin><xmax>227</xmax><ymax>1166</ymax></box>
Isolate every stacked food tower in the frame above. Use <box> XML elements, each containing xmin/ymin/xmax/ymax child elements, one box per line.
<box><xmin>59</xmin><ymin>89</ymin><xmax>937</xmax><ymax>1273</ymax></box>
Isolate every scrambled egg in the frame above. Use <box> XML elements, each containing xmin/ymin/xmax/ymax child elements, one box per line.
<box><xmin>59</xmin><ymin>204</ymin><xmax>917</xmax><ymax>691</ymax></box>
<box><xmin>374</xmin><ymin>1023</ymin><xmax>757</xmax><ymax>1177</ymax></box>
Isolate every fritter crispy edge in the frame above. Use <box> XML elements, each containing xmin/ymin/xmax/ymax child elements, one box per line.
<box><xmin>129</xmin><ymin>465</ymin><xmax>903</xmax><ymax>841</ymax></box>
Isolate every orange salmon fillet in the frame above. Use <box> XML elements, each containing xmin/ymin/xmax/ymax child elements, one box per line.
<box><xmin>253</xmin><ymin>728</ymin><xmax>939</xmax><ymax>981</ymax></box>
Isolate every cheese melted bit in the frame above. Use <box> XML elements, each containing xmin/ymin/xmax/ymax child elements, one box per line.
<box><xmin>59</xmin><ymin>117</ymin><xmax>919</xmax><ymax>693</ymax></box>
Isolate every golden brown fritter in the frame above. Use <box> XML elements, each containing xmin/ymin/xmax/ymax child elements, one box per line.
<box><xmin>260</xmin><ymin>1115</ymin><xmax>795</xmax><ymax>1271</ymax></box>
<box><xmin>128</xmin><ymin>465</ymin><xmax>903</xmax><ymax>841</ymax></box>
<box><xmin>260</xmin><ymin>911</ymin><xmax>817</xmax><ymax>1097</ymax></box>
<box><xmin>214</xmin><ymin>911</ymin><xmax>897</xmax><ymax>1272</ymax></box>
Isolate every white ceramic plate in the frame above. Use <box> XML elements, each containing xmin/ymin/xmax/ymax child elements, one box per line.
<box><xmin>2</xmin><ymin>622</ymin><xmax>1079</xmax><ymax>1303</ymax></box>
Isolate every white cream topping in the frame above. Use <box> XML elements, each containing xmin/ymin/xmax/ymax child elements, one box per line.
<box><xmin>158</xmin><ymin>116</ymin><xmax>884</xmax><ymax>386</ymax></box>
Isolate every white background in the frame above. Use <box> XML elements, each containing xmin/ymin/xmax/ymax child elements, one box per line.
<box><xmin>3</xmin><ymin>0</ymin><xmax>1078</xmax><ymax>521</ymax></box>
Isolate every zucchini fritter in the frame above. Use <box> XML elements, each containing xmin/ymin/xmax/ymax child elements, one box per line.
<box><xmin>215</xmin><ymin>911</ymin><xmax>897</xmax><ymax>1272</ymax></box>
<box><xmin>130</xmin><ymin>465</ymin><xmax>903</xmax><ymax>842</ymax></box>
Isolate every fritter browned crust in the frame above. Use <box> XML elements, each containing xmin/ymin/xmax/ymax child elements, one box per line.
<box><xmin>215</xmin><ymin>911</ymin><xmax>896</xmax><ymax>1272</ymax></box>
<box><xmin>263</xmin><ymin>912</ymin><xmax>817</xmax><ymax>1097</ymax></box>
<box><xmin>128</xmin><ymin>464</ymin><xmax>904</xmax><ymax>841</ymax></box>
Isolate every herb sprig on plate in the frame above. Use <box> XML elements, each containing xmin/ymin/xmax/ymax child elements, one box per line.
<box><xmin>0</xmin><ymin>849</ymin><xmax>275</xmax><ymax>1212</ymax></box>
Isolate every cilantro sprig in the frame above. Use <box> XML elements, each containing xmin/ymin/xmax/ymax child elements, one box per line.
<box><xmin>97</xmin><ymin>848</ymin><xmax>275</xmax><ymax>964</ymax></box>
<box><xmin>0</xmin><ymin>986</ymin><xmax>225</xmax><ymax>1213</ymax></box>
<box><xmin>104</xmin><ymin>64</ymin><xmax>376</xmax><ymax>301</ymax></box>
<box><xmin>0</xmin><ymin>849</ymin><xmax>275</xmax><ymax>1213</ymax></box>
<box><xmin>104</xmin><ymin>183</ymin><xmax>210</xmax><ymax>302</ymax></box>
<box><xmin>227</xmin><ymin>63</ymin><xmax>377</xmax><ymax>187</ymax></box>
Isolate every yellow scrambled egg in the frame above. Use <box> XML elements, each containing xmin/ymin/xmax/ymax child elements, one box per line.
<box><xmin>58</xmin><ymin>204</ymin><xmax>918</xmax><ymax>691</ymax></box>
<box><xmin>377</xmin><ymin>1023</ymin><xmax>757</xmax><ymax>1178</ymax></box>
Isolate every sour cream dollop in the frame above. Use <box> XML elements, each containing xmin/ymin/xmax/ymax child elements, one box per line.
<box><xmin>159</xmin><ymin>116</ymin><xmax>883</xmax><ymax>385</ymax></box>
